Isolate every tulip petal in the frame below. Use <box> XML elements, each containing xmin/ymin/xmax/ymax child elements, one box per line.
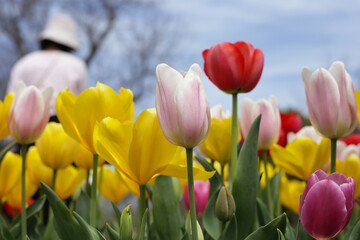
<box><xmin>300</xmin><ymin>179</ymin><xmax>347</xmax><ymax>239</ymax></box>
<box><xmin>239</xmin><ymin>98</ymin><xmax>254</xmax><ymax>139</ymax></box>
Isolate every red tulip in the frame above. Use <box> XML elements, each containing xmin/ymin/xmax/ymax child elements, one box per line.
<box><xmin>340</xmin><ymin>134</ymin><xmax>360</xmax><ymax>145</ymax></box>
<box><xmin>202</xmin><ymin>41</ymin><xmax>264</xmax><ymax>94</ymax></box>
<box><xmin>277</xmin><ymin>112</ymin><xmax>302</xmax><ymax>146</ymax></box>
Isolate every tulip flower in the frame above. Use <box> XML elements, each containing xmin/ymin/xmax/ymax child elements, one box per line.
<box><xmin>0</xmin><ymin>93</ymin><xmax>15</xmax><ymax>140</ymax></box>
<box><xmin>0</xmin><ymin>152</ymin><xmax>22</xmax><ymax>198</ymax></box>
<box><xmin>93</xmin><ymin>108</ymin><xmax>214</xmax><ymax>234</ymax></box>
<box><xmin>202</xmin><ymin>41</ymin><xmax>264</xmax><ymax>94</ymax></box>
<box><xmin>2</xmin><ymin>199</ymin><xmax>34</xmax><ymax>217</ymax></box>
<box><xmin>155</xmin><ymin>63</ymin><xmax>210</xmax><ymax>148</ymax></box>
<box><xmin>54</xmin><ymin>165</ymin><xmax>87</xmax><ymax>200</ymax></box>
<box><xmin>277</xmin><ymin>112</ymin><xmax>302</xmax><ymax>146</ymax></box>
<box><xmin>35</xmin><ymin>122</ymin><xmax>77</xmax><ymax>170</ymax></box>
<box><xmin>299</xmin><ymin>169</ymin><xmax>354</xmax><ymax>239</ymax></box>
<box><xmin>239</xmin><ymin>96</ymin><xmax>281</xmax><ymax>150</ymax></box>
<box><xmin>198</xmin><ymin>105</ymin><xmax>240</xmax><ymax>166</ymax></box>
<box><xmin>56</xmin><ymin>82</ymin><xmax>134</xmax><ymax>226</ymax></box>
<box><xmin>99</xmin><ymin>166</ymin><xmax>130</xmax><ymax>203</ymax></box>
<box><xmin>184</xmin><ymin>180</ymin><xmax>210</xmax><ymax>218</ymax></box>
<box><xmin>280</xmin><ymin>174</ymin><xmax>305</xmax><ymax>214</ymax></box>
<box><xmin>270</xmin><ymin>133</ymin><xmax>330</xmax><ymax>181</ymax></box>
<box><xmin>26</xmin><ymin>146</ymin><xmax>53</xmax><ymax>187</ymax></box>
<box><xmin>336</xmin><ymin>153</ymin><xmax>360</xmax><ymax>198</ymax></box>
<box><xmin>8</xmin><ymin>81</ymin><xmax>53</xmax><ymax>144</ymax></box>
<box><xmin>340</xmin><ymin>133</ymin><xmax>360</xmax><ymax>145</ymax></box>
<box><xmin>74</xmin><ymin>144</ymin><xmax>105</xmax><ymax>170</ymax></box>
<box><xmin>302</xmin><ymin>61</ymin><xmax>357</xmax><ymax>139</ymax></box>
<box><xmin>287</xmin><ymin>126</ymin><xmax>322</xmax><ymax>145</ymax></box>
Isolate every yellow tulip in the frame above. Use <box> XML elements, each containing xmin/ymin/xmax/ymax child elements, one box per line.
<box><xmin>270</xmin><ymin>137</ymin><xmax>330</xmax><ymax>180</ymax></box>
<box><xmin>99</xmin><ymin>166</ymin><xmax>129</xmax><ymax>202</ymax></box>
<box><xmin>355</xmin><ymin>90</ymin><xmax>360</xmax><ymax>125</ymax></box>
<box><xmin>198</xmin><ymin>106</ymin><xmax>240</xmax><ymax>165</ymax></box>
<box><xmin>0</xmin><ymin>93</ymin><xmax>14</xmax><ymax>140</ymax></box>
<box><xmin>336</xmin><ymin>154</ymin><xmax>360</xmax><ymax>198</ymax></box>
<box><xmin>259</xmin><ymin>161</ymin><xmax>278</xmax><ymax>187</ymax></box>
<box><xmin>3</xmin><ymin>172</ymin><xmax>38</xmax><ymax>208</ymax></box>
<box><xmin>280</xmin><ymin>174</ymin><xmax>306</xmax><ymax>214</ymax></box>
<box><xmin>74</xmin><ymin>144</ymin><xmax>105</xmax><ymax>170</ymax></box>
<box><xmin>56</xmin><ymin>82</ymin><xmax>134</xmax><ymax>153</ymax></box>
<box><xmin>55</xmin><ymin>165</ymin><xmax>87</xmax><ymax>200</ymax></box>
<box><xmin>26</xmin><ymin>146</ymin><xmax>53</xmax><ymax>187</ymax></box>
<box><xmin>93</xmin><ymin>108</ymin><xmax>214</xmax><ymax>186</ymax></box>
<box><xmin>0</xmin><ymin>151</ymin><xmax>21</xmax><ymax>198</ymax></box>
<box><xmin>35</xmin><ymin>122</ymin><xmax>77</xmax><ymax>170</ymax></box>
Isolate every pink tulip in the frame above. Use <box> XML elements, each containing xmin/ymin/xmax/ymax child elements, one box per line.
<box><xmin>299</xmin><ymin>169</ymin><xmax>354</xmax><ymax>239</ymax></box>
<box><xmin>239</xmin><ymin>96</ymin><xmax>281</xmax><ymax>150</ymax></box>
<box><xmin>155</xmin><ymin>63</ymin><xmax>210</xmax><ymax>148</ymax></box>
<box><xmin>184</xmin><ymin>180</ymin><xmax>210</xmax><ymax>217</ymax></box>
<box><xmin>8</xmin><ymin>81</ymin><xmax>53</xmax><ymax>144</ymax></box>
<box><xmin>302</xmin><ymin>61</ymin><xmax>357</xmax><ymax>139</ymax></box>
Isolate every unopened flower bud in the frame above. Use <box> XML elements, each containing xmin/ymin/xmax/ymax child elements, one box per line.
<box><xmin>120</xmin><ymin>205</ymin><xmax>133</xmax><ymax>240</ymax></box>
<box><xmin>215</xmin><ymin>186</ymin><xmax>236</xmax><ymax>222</ymax></box>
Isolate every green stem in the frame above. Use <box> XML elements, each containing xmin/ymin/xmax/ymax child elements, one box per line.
<box><xmin>262</xmin><ymin>150</ymin><xmax>273</xmax><ymax>218</ymax></box>
<box><xmin>20</xmin><ymin>144</ymin><xmax>27</xmax><ymax>240</ymax></box>
<box><xmin>330</xmin><ymin>138</ymin><xmax>337</xmax><ymax>173</ymax></box>
<box><xmin>186</xmin><ymin>148</ymin><xmax>198</xmax><ymax>240</ymax></box>
<box><xmin>231</xmin><ymin>93</ymin><xmax>238</xmax><ymax>183</ymax></box>
<box><xmin>90</xmin><ymin>154</ymin><xmax>99</xmax><ymax>227</ymax></box>
<box><xmin>52</xmin><ymin>169</ymin><xmax>57</xmax><ymax>190</ymax></box>
<box><xmin>221</xmin><ymin>164</ymin><xmax>225</xmax><ymax>184</ymax></box>
<box><xmin>137</xmin><ymin>184</ymin><xmax>146</xmax><ymax>234</ymax></box>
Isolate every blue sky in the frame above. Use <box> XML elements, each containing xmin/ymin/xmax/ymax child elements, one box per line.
<box><xmin>136</xmin><ymin>0</ymin><xmax>360</xmax><ymax>116</ymax></box>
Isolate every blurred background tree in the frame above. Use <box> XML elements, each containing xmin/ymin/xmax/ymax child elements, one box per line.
<box><xmin>0</xmin><ymin>0</ymin><xmax>183</xmax><ymax>102</ymax></box>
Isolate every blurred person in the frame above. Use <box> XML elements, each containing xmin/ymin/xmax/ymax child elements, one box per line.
<box><xmin>7</xmin><ymin>15</ymin><xmax>87</xmax><ymax>122</ymax></box>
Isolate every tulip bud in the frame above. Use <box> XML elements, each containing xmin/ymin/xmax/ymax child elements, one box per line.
<box><xmin>302</xmin><ymin>61</ymin><xmax>357</xmax><ymax>139</ymax></box>
<box><xmin>155</xmin><ymin>63</ymin><xmax>210</xmax><ymax>148</ymax></box>
<box><xmin>120</xmin><ymin>205</ymin><xmax>133</xmax><ymax>240</ymax></box>
<box><xmin>215</xmin><ymin>186</ymin><xmax>236</xmax><ymax>222</ymax></box>
<box><xmin>8</xmin><ymin>81</ymin><xmax>53</xmax><ymax>144</ymax></box>
<box><xmin>299</xmin><ymin>169</ymin><xmax>354</xmax><ymax>239</ymax></box>
<box><xmin>185</xmin><ymin>212</ymin><xmax>204</xmax><ymax>240</ymax></box>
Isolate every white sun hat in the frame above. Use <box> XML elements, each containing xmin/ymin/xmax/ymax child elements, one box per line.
<box><xmin>39</xmin><ymin>15</ymin><xmax>79</xmax><ymax>50</ymax></box>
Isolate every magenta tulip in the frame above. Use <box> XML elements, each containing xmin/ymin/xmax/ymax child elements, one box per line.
<box><xmin>8</xmin><ymin>81</ymin><xmax>53</xmax><ymax>144</ymax></box>
<box><xmin>302</xmin><ymin>61</ymin><xmax>357</xmax><ymax>139</ymax></box>
<box><xmin>299</xmin><ymin>169</ymin><xmax>354</xmax><ymax>239</ymax></box>
<box><xmin>155</xmin><ymin>63</ymin><xmax>210</xmax><ymax>148</ymax></box>
<box><xmin>184</xmin><ymin>180</ymin><xmax>210</xmax><ymax>217</ymax></box>
<box><xmin>239</xmin><ymin>96</ymin><xmax>281</xmax><ymax>150</ymax></box>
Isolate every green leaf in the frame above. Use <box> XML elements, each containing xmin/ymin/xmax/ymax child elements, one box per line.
<box><xmin>106</xmin><ymin>223</ymin><xmax>120</xmax><ymax>240</ymax></box>
<box><xmin>244</xmin><ymin>213</ymin><xmax>287</xmax><ymax>240</ymax></box>
<box><xmin>73</xmin><ymin>212</ymin><xmax>106</xmax><ymax>240</ymax></box>
<box><xmin>296</xmin><ymin>219</ymin><xmax>315</xmax><ymax>240</ymax></box>
<box><xmin>138</xmin><ymin>208</ymin><xmax>149</xmax><ymax>240</ymax></box>
<box><xmin>220</xmin><ymin>214</ymin><xmax>238</xmax><ymax>240</ymax></box>
<box><xmin>10</xmin><ymin>195</ymin><xmax>46</xmax><ymax>237</ymax></box>
<box><xmin>270</xmin><ymin>172</ymin><xmax>281</xmax><ymax>216</ymax></box>
<box><xmin>181</xmin><ymin>232</ymin><xmax>190</xmax><ymax>240</ymax></box>
<box><xmin>277</xmin><ymin>228</ymin><xmax>286</xmax><ymax>240</ymax></box>
<box><xmin>285</xmin><ymin>218</ymin><xmax>296</xmax><ymax>240</ymax></box>
<box><xmin>0</xmin><ymin>214</ymin><xmax>15</xmax><ymax>240</ymax></box>
<box><xmin>0</xmin><ymin>141</ymin><xmax>16</xmax><ymax>165</ymax></box>
<box><xmin>152</xmin><ymin>175</ymin><xmax>181</xmax><ymax>240</ymax></box>
<box><xmin>343</xmin><ymin>217</ymin><xmax>360</xmax><ymax>240</ymax></box>
<box><xmin>111</xmin><ymin>201</ymin><xmax>122</xmax><ymax>222</ymax></box>
<box><xmin>44</xmin><ymin>216</ymin><xmax>61</xmax><ymax>240</ymax></box>
<box><xmin>120</xmin><ymin>205</ymin><xmax>133</xmax><ymax>240</ymax></box>
<box><xmin>202</xmin><ymin>188</ymin><xmax>222</xmax><ymax>239</ymax></box>
<box><xmin>41</xmin><ymin>182</ymin><xmax>88</xmax><ymax>240</ymax></box>
<box><xmin>232</xmin><ymin>115</ymin><xmax>261</xmax><ymax>240</ymax></box>
<box><xmin>76</xmin><ymin>190</ymin><xmax>91</xmax><ymax>223</ymax></box>
<box><xmin>195</xmin><ymin>155</ymin><xmax>223</xmax><ymax>197</ymax></box>
<box><xmin>256</xmin><ymin>197</ymin><xmax>271</xmax><ymax>226</ymax></box>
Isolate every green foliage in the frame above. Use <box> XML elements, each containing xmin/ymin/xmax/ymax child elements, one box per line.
<box><xmin>195</xmin><ymin>155</ymin><xmax>223</xmax><ymax>197</ymax></box>
<box><xmin>244</xmin><ymin>213</ymin><xmax>287</xmax><ymax>240</ymax></box>
<box><xmin>152</xmin><ymin>175</ymin><xmax>182</xmax><ymax>240</ymax></box>
<box><xmin>256</xmin><ymin>198</ymin><xmax>271</xmax><ymax>226</ymax></box>
<box><xmin>137</xmin><ymin>208</ymin><xmax>149</xmax><ymax>240</ymax></box>
<box><xmin>296</xmin><ymin>219</ymin><xmax>315</xmax><ymax>240</ymax></box>
<box><xmin>106</xmin><ymin>223</ymin><xmax>120</xmax><ymax>240</ymax></box>
<box><xmin>220</xmin><ymin>214</ymin><xmax>238</xmax><ymax>240</ymax></box>
<box><xmin>232</xmin><ymin>115</ymin><xmax>261</xmax><ymax>240</ymax></box>
<box><xmin>203</xmin><ymin>188</ymin><xmax>222</xmax><ymax>239</ymax></box>
<box><xmin>119</xmin><ymin>205</ymin><xmax>133</xmax><ymax>240</ymax></box>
